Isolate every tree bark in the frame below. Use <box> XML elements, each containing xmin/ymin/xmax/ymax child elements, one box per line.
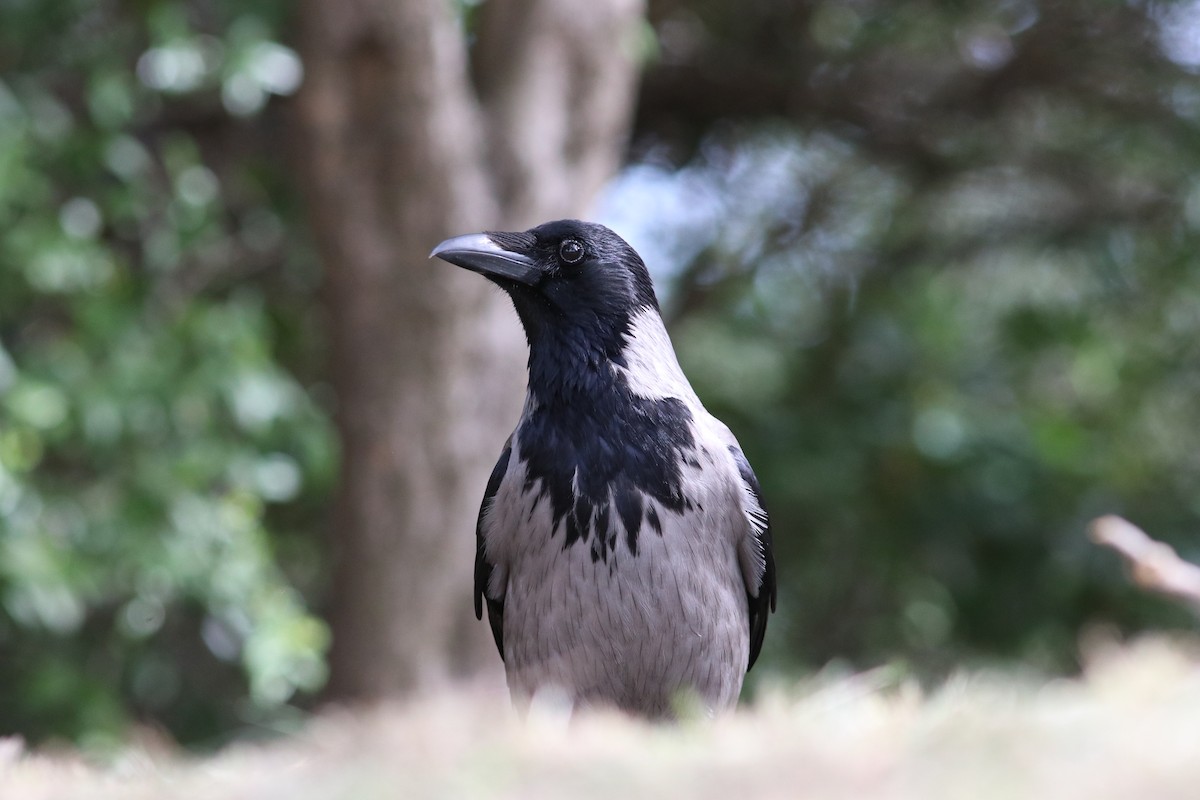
<box><xmin>292</xmin><ymin>0</ymin><xmax>643</xmax><ymax>701</ymax></box>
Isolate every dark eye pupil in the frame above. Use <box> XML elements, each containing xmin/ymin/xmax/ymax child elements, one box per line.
<box><xmin>559</xmin><ymin>240</ymin><xmax>584</xmax><ymax>264</ymax></box>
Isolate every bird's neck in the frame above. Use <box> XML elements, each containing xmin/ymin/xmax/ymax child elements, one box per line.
<box><xmin>525</xmin><ymin>325</ymin><xmax>627</xmax><ymax>409</ymax></box>
<box><xmin>523</xmin><ymin>307</ymin><xmax>698</xmax><ymax>412</ymax></box>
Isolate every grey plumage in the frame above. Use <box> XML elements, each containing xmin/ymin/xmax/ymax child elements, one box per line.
<box><xmin>431</xmin><ymin>220</ymin><xmax>776</xmax><ymax>717</ymax></box>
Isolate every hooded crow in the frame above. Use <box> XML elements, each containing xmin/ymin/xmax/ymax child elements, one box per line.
<box><xmin>431</xmin><ymin>219</ymin><xmax>776</xmax><ymax>717</ymax></box>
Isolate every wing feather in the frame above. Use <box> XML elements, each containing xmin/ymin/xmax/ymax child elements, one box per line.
<box><xmin>475</xmin><ymin>440</ymin><xmax>512</xmax><ymax>660</ymax></box>
<box><xmin>727</xmin><ymin>444</ymin><xmax>777</xmax><ymax>670</ymax></box>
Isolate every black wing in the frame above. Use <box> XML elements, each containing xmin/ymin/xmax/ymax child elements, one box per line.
<box><xmin>729</xmin><ymin>445</ymin><xmax>777</xmax><ymax>670</ymax></box>
<box><xmin>475</xmin><ymin>441</ymin><xmax>511</xmax><ymax>660</ymax></box>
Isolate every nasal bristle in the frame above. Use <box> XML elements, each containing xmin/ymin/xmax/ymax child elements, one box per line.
<box><xmin>485</xmin><ymin>230</ymin><xmax>537</xmax><ymax>252</ymax></box>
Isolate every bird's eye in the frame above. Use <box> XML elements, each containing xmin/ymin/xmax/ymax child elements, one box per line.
<box><xmin>558</xmin><ymin>239</ymin><xmax>585</xmax><ymax>264</ymax></box>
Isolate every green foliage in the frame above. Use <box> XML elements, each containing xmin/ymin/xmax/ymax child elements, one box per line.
<box><xmin>0</xmin><ymin>0</ymin><xmax>332</xmax><ymax>745</ymax></box>
<box><xmin>609</xmin><ymin>0</ymin><xmax>1200</xmax><ymax>677</ymax></box>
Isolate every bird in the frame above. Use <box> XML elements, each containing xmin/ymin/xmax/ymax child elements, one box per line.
<box><xmin>430</xmin><ymin>219</ymin><xmax>776</xmax><ymax>718</ymax></box>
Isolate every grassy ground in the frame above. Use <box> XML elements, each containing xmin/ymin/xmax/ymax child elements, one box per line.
<box><xmin>4</xmin><ymin>636</ymin><xmax>1200</xmax><ymax>799</ymax></box>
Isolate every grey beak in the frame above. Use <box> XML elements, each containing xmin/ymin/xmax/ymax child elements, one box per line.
<box><xmin>429</xmin><ymin>232</ymin><xmax>540</xmax><ymax>285</ymax></box>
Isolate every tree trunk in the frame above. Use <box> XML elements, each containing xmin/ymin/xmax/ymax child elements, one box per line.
<box><xmin>292</xmin><ymin>0</ymin><xmax>643</xmax><ymax>701</ymax></box>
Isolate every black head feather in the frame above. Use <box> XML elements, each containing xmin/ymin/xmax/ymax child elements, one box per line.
<box><xmin>487</xmin><ymin>220</ymin><xmax>658</xmax><ymax>351</ymax></box>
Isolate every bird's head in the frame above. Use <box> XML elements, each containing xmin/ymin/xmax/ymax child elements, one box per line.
<box><xmin>430</xmin><ymin>220</ymin><xmax>659</xmax><ymax>354</ymax></box>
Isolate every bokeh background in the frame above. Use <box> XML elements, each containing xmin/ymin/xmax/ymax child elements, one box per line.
<box><xmin>2</xmin><ymin>0</ymin><xmax>1199</xmax><ymax>749</ymax></box>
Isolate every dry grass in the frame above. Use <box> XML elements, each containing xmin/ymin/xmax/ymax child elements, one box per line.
<box><xmin>4</xmin><ymin>636</ymin><xmax>1200</xmax><ymax>799</ymax></box>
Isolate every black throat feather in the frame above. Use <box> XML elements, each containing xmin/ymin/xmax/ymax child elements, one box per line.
<box><xmin>516</xmin><ymin>310</ymin><xmax>696</xmax><ymax>564</ymax></box>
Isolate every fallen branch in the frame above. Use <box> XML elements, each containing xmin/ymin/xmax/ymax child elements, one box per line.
<box><xmin>1089</xmin><ymin>515</ymin><xmax>1200</xmax><ymax>610</ymax></box>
